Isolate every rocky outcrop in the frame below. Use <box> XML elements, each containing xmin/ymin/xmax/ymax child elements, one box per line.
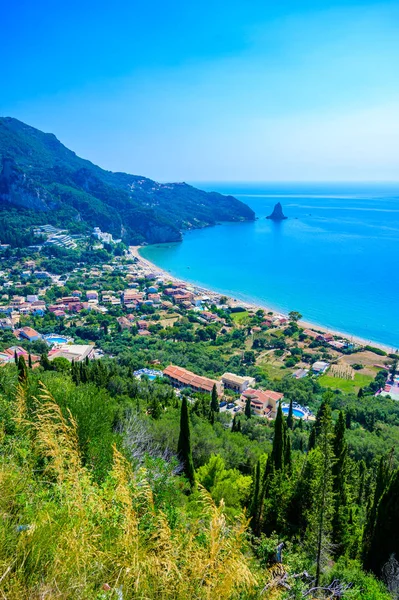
<box><xmin>266</xmin><ymin>202</ymin><xmax>287</xmax><ymax>221</ymax></box>
<box><xmin>0</xmin><ymin>157</ymin><xmax>51</xmax><ymax>211</ymax></box>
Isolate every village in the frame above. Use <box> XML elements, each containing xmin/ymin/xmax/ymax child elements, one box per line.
<box><xmin>0</xmin><ymin>231</ymin><xmax>397</xmax><ymax>417</ymax></box>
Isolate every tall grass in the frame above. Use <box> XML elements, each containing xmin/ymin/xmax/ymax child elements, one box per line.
<box><xmin>0</xmin><ymin>384</ymin><xmax>260</xmax><ymax>599</ymax></box>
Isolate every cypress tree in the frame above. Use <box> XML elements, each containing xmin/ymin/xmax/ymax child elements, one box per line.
<box><xmin>209</xmin><ymin>408</ymin><xmax>215</xmax><ymax>425</ymax></box>
<box><xmin>311</xmin><ymin>404</ymin><xmax>334</xmax><ymax>587</ymax></box>
<box><xmin>177</xmin><ymin>396</ymin><xmax>195</xmax><ymax>488</ymax></box>
<box><xmin>231</xmin><ymin>415</ymin><xmax>237</xmax><ymax>432</ymax></box>
<box><xmin>40</xmin><ymin>353</ymin><xmax>52</xmax><ymax>371</ymax></box>
<box><xmin>332</xmin><ymin>411</ymin><xmax>349</xmax><ymax>552</ymax></box>
<box><xmin>366</xmin><ymin>467</ymin><xmax>399</xmax><ymax>576</ymax></box>
<box><xmin>237</xmin><ymin>419</ymin><xmax>241</xmax><ymax>433</ymax></box>
<box><xmin>272</xmin><ymin>403</ymin><xmax>285</xmax><ymax>471</ymax></box>
<box><xmin>210</xmin><ymin>384</ymin><xmax>219</xmax><ymax>413</ymax></box>
<box><xmin>245</xmin><ymin>397</ymin><xmax>252</xmax><ymax>419</ymax></box>
<box><xmin>250</xmin><ymin>460</ymin><xmax>261</xmax><ymax>533</ymax></box>
<box><xmin>308</xmin><ymin>424</ymin><xmax>316</xmax><ymax>451</ymax></box>
<box><xmin>287</xmin><ymin>397</ymin><xmax>294</xmax><ymax>430</ymax></box>
<box><xmin>284</xmin><ymin>432</ymin><xmax>292</xmax><ymax>474</ymax></box>
<box><xmin>17</xmin><ymin>355</ymin><xmax>27</xmax><ymax>384</ymax></box>
<box><xmin>357</xmin><ymin>460</ymin><xmax>367</xmax><ymax>505</ymax></box>
<box><xmin>28</xmin><ymin>353</ymin><xmax>32</xmax><ymax>369</ymax></box>
<box><xmin>363</xmin><ymin>452</ymin><xmax>393</xmax><ymax>562</ymax></box>
<box><xmin>14</xmin><ymin>350</ymin><xmax>18</xmax><ymax>365</ymax></box>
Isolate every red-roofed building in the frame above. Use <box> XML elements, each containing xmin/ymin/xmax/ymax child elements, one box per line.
<box><xmin>241</xmin><ymin>388</ymin><xmax>284</xmax><ymax>419</ymax></box>
<box><xmin>163</xmin><ymin>364</ymin><xmax>223</xmax><ymax>395</ymax></box>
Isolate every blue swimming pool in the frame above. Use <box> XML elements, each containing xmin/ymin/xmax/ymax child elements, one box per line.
<box><xmin>45</xmin><ymin>335</ymin><xmax>68</xmax><ymax>345</ymax></box>
<box><xmin>282</xmin><ymin>406</ymin><xmax>306</xmax><ymax>419</ymax></box>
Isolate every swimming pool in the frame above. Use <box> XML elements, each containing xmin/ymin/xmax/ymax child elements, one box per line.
<box><xmin>45</xmin><ymin>335</ymin><xmax>68</xmax><ymax>345</ymax></box>
<box><xmin>282</xmin><ymin>406</ymin><xmax>306</xmax><ymax>419</ymax></box>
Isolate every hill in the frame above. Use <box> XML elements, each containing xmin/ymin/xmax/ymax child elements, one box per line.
<box><xmin>0</xmin><ymin>117</ymin><xmax>255</xmax><ymax>246</ymax></box>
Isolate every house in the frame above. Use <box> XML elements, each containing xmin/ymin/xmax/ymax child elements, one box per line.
<box><xmin>86</xmin><ymin>290</ymin><xmax>99</xmax><ymax>301</ymax></box>
<box><xmin>173</xmin><ymin>293</ymin><xmax>192</xmax><ymax>304</ymax></box>
<box><xmin>48</xmin><ymin>344</ymin><xmax>95</xmax><ymax>363</ymax></box>
<box><xmin>19</xmin><ymin>327</ymin><xmax>41</xmax><ymax>342</ymax></box>
<box><xmin>0</xmin><ymin>346</ymin><xmax>39</xmax><ymax>366</ymax></box>
<box><xmin>163</xmin><ymin>365</ymin><xmax>223</xmax><ymax>395</ymax></box>
<box><xmin>221</xmin><ymin>372</ymin><xmax>256</xmax><ymax>393</ymax></box>
<box><xmin>241</xmin><ymin>389</ymin><xmax>284</xmax><ymax>418</ymax></box>
<box><xmin>303</xmin><ymin>329</ymin><xmax>324</xmax><ymax>341</ymax></box>
<box><xmin>293</xmin><ymin>368</ymin><xmax>309</xmax><ymax>379</ymax></box>
<box><xmin>26</xmin><ymin>294</ymin><xmax>39</xmax><ymax>303</ymax></box>
<box><xmin>202</xmin><ymin>311</ymin><xmax>218</xmax><ymax>322</ymax></box>
<box><xmin>0</xmin><ymin>318</ymin><xmax>13</xmax><ymax>330</ymax></box>
<box><xmin>312</xmin><ymin>361</ymin><xmax>330</xmax><ymax>374</ymax></box>
<box><xmin>10</xmin><ymin>296</ymin><xmax>25</xmax><ymax>308</ymax></box>
<box><xmin>137</xmin><ymin>320</ymin><xmax>149</xmax><ymax>330</ymax></box>
<box><xmin>117</xmin><ymin>316</ymin><xmax>132</xmax><ymax>330</ymax></box>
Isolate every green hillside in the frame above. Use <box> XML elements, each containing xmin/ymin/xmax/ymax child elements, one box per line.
<box><xmin>0</xmin><ymin>117</ymin><xmax>255</xmax><ymax>246</ymax></box>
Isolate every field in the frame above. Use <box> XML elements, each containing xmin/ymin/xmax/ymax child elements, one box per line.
<box><xmin>231</xmin><ymin>310</ymin><xmax>249</xmax><ymax>324</ymax></box>
<box><xmin>319</xmin><ymin>372</ymin><xmax>374</xmax><ymax>393</ymax></box>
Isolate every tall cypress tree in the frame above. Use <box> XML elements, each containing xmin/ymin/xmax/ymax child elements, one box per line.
<box><xmin>14</xmin><ymin>350</ymin><xmax>18</xmax><ymax>365</ymax></box>
<box><xmin>287</xmin><ymin>397</ymin><xmax>294</xmax><ymax>430</ymax></box>
<box><xmin>17</xmin><ymin>355</ymin><xmax>28</xmax><ymax>384</ymax></box>
<box><xmin>284</xmin><ymin>432</ymin><xmax>292</xmax><ymax>474</ymax></box>
<box><xmin>363</xmin><ymin>452</ymin><xmax>393</xmax><ymax>564</ymax></box>
<box><xmin>177</xmin><ymin>396</ymin><xmax>195</xmax><ymax>488</ymax></box>
<box><xmin>272</xmin><ymin>402</ymin><xmax>285</xmax><ymax>471</ymax></box>
<box><xmin>236</xmin><ymin>418</ymin><xmax>241</xmax><ymax>433</ymax></box>
<box><xmin>210</xmin><ymin>384</ymin><xmax>219</xmax><ymax>413</ymax></box>
<box><xmin>250</xmin><ymin>460</ymin><xmax>261</xmax><ymax>533</ymax></box>
<box><xmin>366</xmin><ymin>467</ymin><xmax>399</xmax><ymax>576</ymax></box>
<box><xmin>231</xmin><ymin>415</ymin><xmax>237</xmax><ymax>432</ymax></box>
<box><xmin>245</xmin><ymin>397</ymin><xmax>252</xmax><ymax>419</ymax></box>
<box><xmin>28</xmin><ymin>353</ymin><xmax>32</xmax><ymax>369</ymax></box>
<box><xmin>311</xmin><ymin>404</ymin><xmax>334</xmax><ymax>587</ymax></box>
<box><xmin>332</xmin><ymin>411</ymin><xmax>349</xmax><ymax>552</ymax></box>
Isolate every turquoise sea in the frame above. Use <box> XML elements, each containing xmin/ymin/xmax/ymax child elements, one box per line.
<box><xmin>140</xmin><ymin>183</ymin><xmax>399</xmax><ymax>349</ymax></box>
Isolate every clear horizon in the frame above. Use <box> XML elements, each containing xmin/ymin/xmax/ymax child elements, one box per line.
<box><xmin>2</xmin><ymin>1</ymin><xmax>399</xmax><ymax>182</ymax></box>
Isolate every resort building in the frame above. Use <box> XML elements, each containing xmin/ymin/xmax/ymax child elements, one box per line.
<box><xmin>48</xmin><ymin>344</ymin><xmax>95</xmax><ymax>363</ymax></box>
<box><xmin>221</xmin><ymin>372</ymin><xmax>256</xmax><ymax>393</ymax></box>
<box><xmin>311</xmin><ymin>361</ymin><xmax>330</xmax><ymax>374</ymax></box>
<box><xmin>241</xmin><ymin>388</ymin><xmax>284</xmax><ymax>418</ymax></box>
<box><xmin>18</xmin><ymin>326</ymin><xmax>41</xmax><ymax>342</ymax></box>
<box><xmin>163</xmin><ymin>365</ymin><xmax>223</xmax><ymax>395</ymax></box>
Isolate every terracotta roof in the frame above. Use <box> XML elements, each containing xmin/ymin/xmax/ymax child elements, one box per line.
<box><xmin>163</xmin><ymin>364</ymin><xmax>219</xmax><ymax>393</ymax></box>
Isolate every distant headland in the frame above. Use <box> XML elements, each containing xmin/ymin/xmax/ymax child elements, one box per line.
<box><xmin>266</xmin><ymin>202</ymin><xmax>287</xmax><ymax>221</ymax></box>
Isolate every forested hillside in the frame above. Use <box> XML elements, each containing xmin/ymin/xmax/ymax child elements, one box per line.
<box><xmin>0</xmin><ymin>117</ymin><xmax>255</xmax><ymax>246</ymax></box>
<box><xmin>0</xmin><ymin>355</ymin><xmax>397</xmax><ymax>599</ymax></box>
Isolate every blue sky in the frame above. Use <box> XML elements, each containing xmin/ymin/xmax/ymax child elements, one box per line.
<box><xmin>2</xmin><ymin>0</ymin><xmax>399</xmax><ymax>181</ymax></box>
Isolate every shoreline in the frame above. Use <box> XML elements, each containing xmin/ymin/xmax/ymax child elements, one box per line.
<box><xmin>129</xmin><ymin>245</ymin><xmax>395</xmax><ymax>354</ymax></box>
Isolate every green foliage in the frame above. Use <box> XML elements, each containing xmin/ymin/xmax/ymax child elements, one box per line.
<box><xmin>0</xmin><ymin>117</ymin><xmax>254</xmax><ymax>246</ymax></box>
<box><xmin>196</xmin><ymin>455</ymin><xmax>252</xmax><ymax>511</ymax></box>
<box><xmin>177</xmin><ymin>396</ymin><xmax>195</xmax><ymax>488</ymax></box>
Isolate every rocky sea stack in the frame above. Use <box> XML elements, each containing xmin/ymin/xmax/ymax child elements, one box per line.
<box><xmin>266</xmin><ymin>202</ymin><xmax>287</xmax><ymax>221</ymax></box>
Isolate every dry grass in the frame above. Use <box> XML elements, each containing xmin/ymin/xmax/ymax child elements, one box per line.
<box><xmin>0</xmin><ymin>384</ymin><xmax>261</xmax><ymax>599</ymax></box>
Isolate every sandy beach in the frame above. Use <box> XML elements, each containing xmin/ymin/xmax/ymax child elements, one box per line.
<box><xmin>130</xmin><ymin>246</ymin><xmax>395</xmax><ymax>354</ymax></box>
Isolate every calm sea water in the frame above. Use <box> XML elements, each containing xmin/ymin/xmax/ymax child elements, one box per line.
<box><xmin>140</xmin><ymin>183</ymin><xmax>399</xmax><ymax>349</ymax></box>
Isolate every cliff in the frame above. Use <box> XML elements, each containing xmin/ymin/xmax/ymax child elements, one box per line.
<box><xmin>0</xmin><ymin>117</ymin><xmax>255</xmax><ymax>246</ymax></box>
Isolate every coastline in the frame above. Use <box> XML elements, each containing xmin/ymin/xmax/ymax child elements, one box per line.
<box><xmin>130</xmin><ymin>245</ymin><xmax>394</xmax><ymax>354</ymax></box>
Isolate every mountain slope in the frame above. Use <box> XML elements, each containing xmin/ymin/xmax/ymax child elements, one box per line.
<box><xmin>0</xmin><ymin>117</ymin><xmax>255</xmax><ymax>245</ymax></box>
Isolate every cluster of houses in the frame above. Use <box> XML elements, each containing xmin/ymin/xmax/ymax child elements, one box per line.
<box><xmin>303</xmin><ymin>328</ymin><xmax>352</xmax><ymax>351</ymax></box>
<box><xmin>163</xmin><ymin>364</ymin><xmax>284</xmax><ymax>419</ymax></box>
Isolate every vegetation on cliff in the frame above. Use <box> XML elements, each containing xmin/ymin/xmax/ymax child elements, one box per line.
<box><xmin>0</xmin><ymin>117</ymin><xmax>255</xmax><ymax>246</ymax></box>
